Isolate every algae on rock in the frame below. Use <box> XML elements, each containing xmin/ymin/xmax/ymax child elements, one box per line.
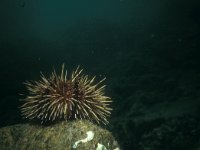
<box><xmin>0</xmin><ymin>120</ymin><xmax>119</xmax><ymax>150</ymax></box>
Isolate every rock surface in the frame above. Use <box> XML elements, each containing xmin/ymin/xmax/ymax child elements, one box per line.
<box><xmin>0</xmin><ymin>120</ymin><xmax>119</xmax><ymax>150</ymax></box>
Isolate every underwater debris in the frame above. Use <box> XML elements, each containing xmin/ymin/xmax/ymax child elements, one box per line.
<box><xmin>73</xmin><ymin>131</ymin><xmax>94</xmax><ymax>148</ymax></box>
<box><xmin>96</xmin><ymin>143</ymin><xmax>107</xmax><ymax>150</ymax></box>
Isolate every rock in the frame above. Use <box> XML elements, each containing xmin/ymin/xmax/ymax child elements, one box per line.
<box><xmin>0</xmin><ymin>120</ymin><xmax>119</xmax><ymax>150</ymax></box>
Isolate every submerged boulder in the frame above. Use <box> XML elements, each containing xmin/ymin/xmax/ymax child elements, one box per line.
<box><xmin>0</xmin><ymin>120</ymin><xmax>120</xmax><ymax>150</ymax></box>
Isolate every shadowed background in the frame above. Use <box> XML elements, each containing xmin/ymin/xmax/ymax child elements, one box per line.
<box><xmin>0</xmin><ymin>0</ymin><xmax>200</xmax><ymax>149</ymax></box>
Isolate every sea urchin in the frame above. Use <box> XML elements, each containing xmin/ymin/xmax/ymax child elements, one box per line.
<box><xmin>20</xmin><ymin>65</ymin><xmax>112</xmax><ymax>124</ymax></box>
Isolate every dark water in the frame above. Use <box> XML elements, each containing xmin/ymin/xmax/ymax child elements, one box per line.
<box><xmin>0</xmin><ymin>0</ymin><xmax>200</xmax><ymax>149</ymax></box>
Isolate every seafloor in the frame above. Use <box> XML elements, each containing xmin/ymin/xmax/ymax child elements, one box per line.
<box><xmin>0</xmin><ymin>0</ymin><xmax>200</xmax><ymax>150</ymax></box>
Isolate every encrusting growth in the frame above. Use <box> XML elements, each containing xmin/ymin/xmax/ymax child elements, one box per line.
<box><xmin>20</xmin><ymin>64</ymin><xmax>112</xmax><ymax>124</ymax></box>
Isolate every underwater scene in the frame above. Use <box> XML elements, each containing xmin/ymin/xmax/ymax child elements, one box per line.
<box><xmin>0</xmin><ymin>0</ymin><xmax>200</xmax><ymax>150</ymax></box>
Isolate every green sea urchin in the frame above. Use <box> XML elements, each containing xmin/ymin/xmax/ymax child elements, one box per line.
<box><xmin>20</xmin><ymin>65</ymin><xmax>112</xmax><ymax>124</ymax></box>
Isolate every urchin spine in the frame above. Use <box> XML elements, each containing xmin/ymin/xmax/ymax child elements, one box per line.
<box><xmin>20</xmin><ymin>65</ymin><xmax>112</xmax><ymax>124</ymax></box>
